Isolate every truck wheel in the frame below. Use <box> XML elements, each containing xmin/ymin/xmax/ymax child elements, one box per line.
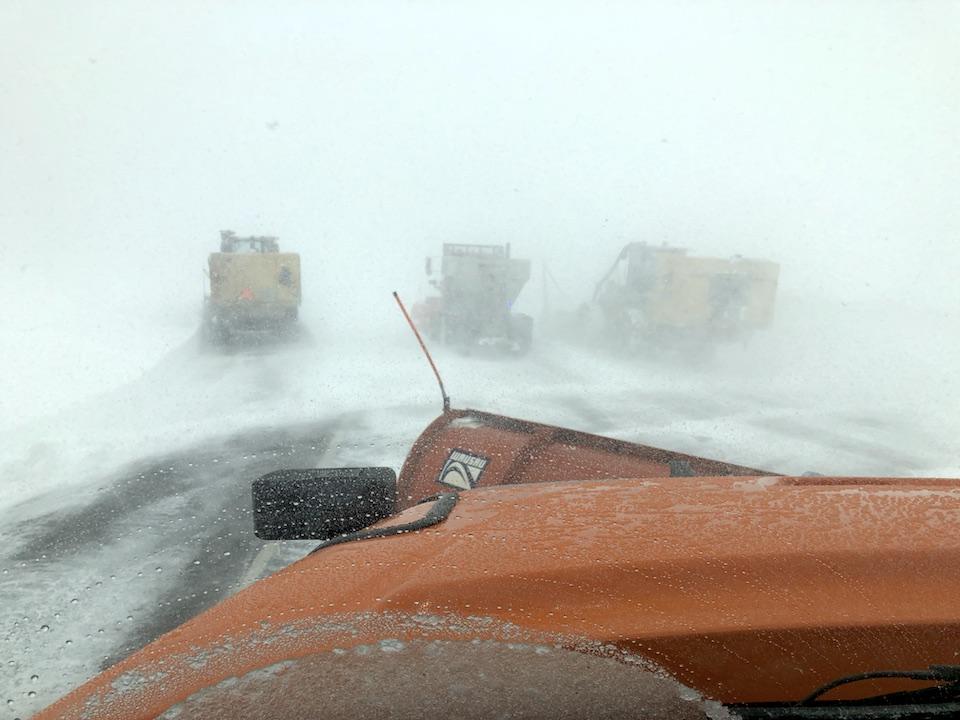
<box><xmin>279</xmin><ymin>319</ymin><xmax>301</xmax><ymax>342</ymax></box>
<box><xmin>509</xmin><ymin>313</ymin><xmax>534</xmax><ymax>355</ymax></box>
<box><xmin>203</xmin><ymin>316</ymin><xmax>230</xmax><ymax>348</ymax></box>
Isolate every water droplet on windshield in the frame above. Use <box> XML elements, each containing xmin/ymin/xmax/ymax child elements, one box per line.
<box><xmin>38</xmin><ymin>625</ymin><xmax>49</xmax><ymax>632</ymax></box>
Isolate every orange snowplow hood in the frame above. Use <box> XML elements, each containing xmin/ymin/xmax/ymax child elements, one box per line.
<box><xmin>395</xmin><ymin>408</ymin><xmax>767</xmax><ymax>508</ymax></box>
<box><xmin>36</xmin><ymin>411</ymin><xmax>960</xmax><ymax>718</ymax></box>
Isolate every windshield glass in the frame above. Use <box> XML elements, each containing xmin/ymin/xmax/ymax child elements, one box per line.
<box><xmin>230</xmin><ymin>240</ymin><xmax>263</xmax><ymax>253</ymax></box>
<box><xmin>2</xmin><ymin>2</ymin><xmax>958</xmax><ymax>718</ymax></box>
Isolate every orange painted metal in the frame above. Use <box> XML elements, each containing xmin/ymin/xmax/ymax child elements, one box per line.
<box><xmin>395</xmin><ymin>409</ymin><xmax>767</xmax><ymax>509</ymax></box>
<box><xmin>36</xmin><ymin>412</ymin><xmax>960</xmax><ymax>718</ymax></box>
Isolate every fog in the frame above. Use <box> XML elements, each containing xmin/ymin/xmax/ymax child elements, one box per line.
<box><xmin>2</xmin><ymin>0</ymin><xmax>958</xmax><ymax>458</ymax></box>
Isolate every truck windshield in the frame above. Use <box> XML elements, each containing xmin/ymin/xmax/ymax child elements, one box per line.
<box><xmin>2</xmin><ymin>2</ymin><xmax>957</xmax><ymax>719</ymax></box>
<box><xmin>231</xmin><ymin>240</ymin><xmax>263</xmax><ymax>253</ymax></box>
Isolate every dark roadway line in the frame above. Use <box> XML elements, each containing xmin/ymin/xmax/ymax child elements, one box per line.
<box><xmin>99</xmin><ymin>422</ymin><xmax>338</xmax><ymax>668</ymax></box>
<box><xmin>0</xmin><ymin>420</ymin><xmax>339</xmax><ymax>671</ymax></box>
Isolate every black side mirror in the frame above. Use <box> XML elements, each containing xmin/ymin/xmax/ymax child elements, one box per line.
<box><xmin>252</xmin><ymin>467</ymin><xmax>397</xmax><ymax>540</ymax></box>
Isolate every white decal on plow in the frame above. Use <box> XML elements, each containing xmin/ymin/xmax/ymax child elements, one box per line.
<box><xmin>437</xmin><ymin>449</ymin><xmax>489</xmax><ymax>490</ymax></box>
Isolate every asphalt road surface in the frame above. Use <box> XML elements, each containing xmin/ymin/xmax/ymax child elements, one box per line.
<box><xmin>0</xmin><ymin>420</ymin><xmax>336</xmax><ymax>717</ymax></box>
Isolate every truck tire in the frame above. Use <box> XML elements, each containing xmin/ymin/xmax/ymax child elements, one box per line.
<box><xmin>202</xmin><ymin>310</ymin><xmax>230</xmax><ymax>348</ymax></box>
<box><xmin>509</xmin><ymin>313</ymin><xmax>534</xmax><ymax>355</ymax></box>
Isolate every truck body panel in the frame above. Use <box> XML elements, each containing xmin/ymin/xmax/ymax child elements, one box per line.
<box><xmin>596</xmin><ymin>243</ymin><xmax>779</xmax><ymax>346</ymax></box>
<box><xmin>417</xmin><ymin>243</ymin><xmax>533</xmax><ymax>353</ymax></box>
<box><xmin>203</xmin><ymin>231</ymin><xmax>301</xmax><ymax>341</ymax></box>
<box><xmin>207</xmin><ymin>252</ymin><xmax>301</xmax><ymax>323</ymax></box>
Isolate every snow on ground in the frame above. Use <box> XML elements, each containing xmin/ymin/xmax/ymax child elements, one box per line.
<box><xmin>2</xmin><ymin>292</ymin><xmax>958</xmax><ymax>514</ymax></box>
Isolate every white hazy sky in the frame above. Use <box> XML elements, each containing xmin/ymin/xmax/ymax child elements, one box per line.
<box><xmin>2</xmin><ymin>1</ymin><xmax>958</xmax><ymax>323</ymax></box>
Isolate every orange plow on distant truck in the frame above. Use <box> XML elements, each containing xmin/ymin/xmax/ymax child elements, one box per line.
<box><xmin>37</xmin><ymin>409</ymin><xmax>960</xmax><ymax>719</ymax></box>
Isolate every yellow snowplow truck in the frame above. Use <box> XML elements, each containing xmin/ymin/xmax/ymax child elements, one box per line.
<box><xmin>594</xmin><ymin>242</ymin><xmax>778</xmax><ymax>351</ymax></box>
<box><xmin>203</xmin><ymin>230</ymin><xmax>301</xmax><ymax>344</ymax></box>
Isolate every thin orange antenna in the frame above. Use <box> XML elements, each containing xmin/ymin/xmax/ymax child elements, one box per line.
<box><xmin>393</xmin><ymin>291</ymin><xmax>451</xmax><ymax>413</ymax></box>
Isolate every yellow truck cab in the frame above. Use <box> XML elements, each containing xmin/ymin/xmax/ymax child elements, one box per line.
<box><xmin>203</xmin><ymin>230</ymin><xmax>301</xmax><ymax>344</ymax></box>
